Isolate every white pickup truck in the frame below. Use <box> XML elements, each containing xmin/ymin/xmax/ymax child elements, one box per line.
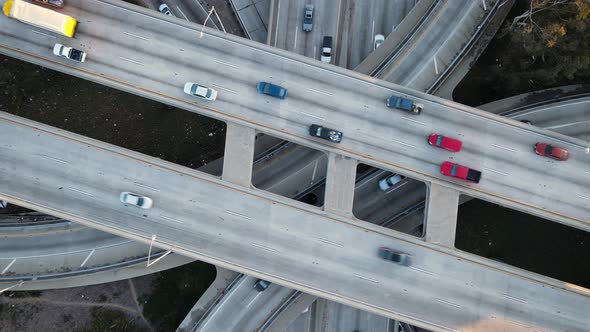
<box><xmin>53</xmin><ymin>43</ymin><xmax>86</xmax><ymax>62</ymax></box>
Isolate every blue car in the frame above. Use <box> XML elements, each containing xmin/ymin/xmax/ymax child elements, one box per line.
<box><xmin>257</xmin><ymin>82</ymin><xmax>287</xmax><ymax>99</ymax></box>
<box><xmin>378</xmin><ymin>247</ymin><xmax>410</xmax><ymax>266</ymax></box>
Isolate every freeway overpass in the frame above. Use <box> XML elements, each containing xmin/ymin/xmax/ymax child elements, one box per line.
<box><xmin>0</xmin><ymin>0</ymin><xmax>510</xmax><ymax>289</ymax></box>
<box><xmin>0</xmin><ymin>0</ymin><xmax>588</xmax><ymax>230</ymax></box>
<box><xmin>186</xmin><ymin>93</ymin><xmax>590</xmax><ymax>332</ymax></box>
<box><xmin>3</xmin><ymin>88</ymin><xmax>588</xmax><ymax>330</ymax></box>
<box><xmin>1</xmin><ymin>0</ymin><xmax>590</xmax><ymax>330</ymax></box>
<box><xmin>1</xmin><ymin>111</ymin><xmax>589</xmax><ymax>331</ymax></box>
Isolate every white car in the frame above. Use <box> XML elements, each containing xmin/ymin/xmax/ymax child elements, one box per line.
<box><xmin>53</xmin><ymin>43</ymin><xmax>86</xmax><ymax>62</ymax></box>
<box><xmin>120</xmin><ymin>192</ymin><xmax>153</xmax><ymax>209</ymax></box>
<box><xmin>184</xmin><ymin>82</ymin><xmax>218</xmax><ymax>101</ymax></box>
<box><xmin>158</xmin><ymin>3</ymin><xmax>175</xmax><ymax>16</ymax></box>
<box><xmin>378</xmin><ymin>174</ymin><xmax>404</xmax><ymax>191</ymax></box>
<box><xmin>374</xmin><ymin>34</ymin><xmax>385</xmax><ymax>50</ymax></box>
<box><xmin>320</xmin><ymin>36</ymin><xmax>333</xmax><ymax>63</ymax></box>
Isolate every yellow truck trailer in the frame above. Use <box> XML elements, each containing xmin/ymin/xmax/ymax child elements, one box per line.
<box><xmin>3</xmin><ymin>0</ymin><xmax>77</xmax><ymax>37</ymax></box>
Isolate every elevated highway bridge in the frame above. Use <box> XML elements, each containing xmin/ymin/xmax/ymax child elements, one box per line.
<box><xmin>1</xmin><ymin>1</ymin><xmax>589</xmax><ymax>330</ymax></box>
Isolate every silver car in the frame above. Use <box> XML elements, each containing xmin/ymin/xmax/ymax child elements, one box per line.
<box><xmin>303</xmin><ymin>4</ymin><xmax>314</xmax><ymax>32</ymax></box>
<box><xmin>378</xmin><ymin>173</ymin><xmax>404</xmax><ymax>191</ymax></box>
<box><xmin>184</xmin><ymin>82</ymin><xmax>218</xmax><ymax>101</ymax></box>
<box><xmin>374</xmin><ymin>34</ymin><xmax>385</xmax><ymax>50</ymax></box>
<box><xmin>120</xmin><ymin>192</ymin><xmax>153</xmax><ymax>209</ymax></box>
<box><xmin>158</xmin><ymin>3</ymin><xmax>175</xmax><ymax>16</ymax></box>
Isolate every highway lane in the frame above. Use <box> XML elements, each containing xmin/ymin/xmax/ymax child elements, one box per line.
<box><xmin>268</xmin><ymin>0</ymin><xmax>416</xmax><ymax>68</ymax></box>
<box><xmin>343</xmin><ymin>0</ymin><xmax>415</xmax><ymax>69</ymax></box>
<box><xmin>1</xmin><ymin>113</ymin><xmax>589</xmax><ymax>331</ymax></box>
<box><xmin>0</xmin><ymin>222</ymin><xmax>193</xmax><ymax>286</ymax></box>
<box><xmin>270</xmin><ymin>0</ymin><xmax>342</xmax><ymax>60</ymax></box>
<box><xmin>253</xmin><ymin>143</ymin><xmax>327</xmax><ymax>198</ymax></box>
<box><xmin>320</xmin><ymin>299</ymin><xmax>390</xmax><ymax>332</ymax></box>
<box><xmin>353</xmin><ymin>169</ymin><xmax>426</xmax><ymax>225</ymax></box>
<box><xmin>510</xmin><ymin>98</ymin><xmax>590</xmax><ymax>142</ymax></box>
<box><xmin>196</xmin><ymin>275</ymin><xmax>295</xmax><ymax>332</ymax></box>
<box><xmin>1</xmin><ymin>0</ymin><xmax>588</xmax><ymax>227</ymax></box>
<box><xmin>285</xmin><ymin>306</ymin><xmax>311</xmax><ymax>332</ymax></box>
<box><xmin>195</xmin><ymin>169</ymin><xmax>424</xmax><ymax>332</ymax></box>
<box><xmin>374</xmin><ymin>0</ymin><xmax>479</xmax><ymax>86</ymax></box>
<box><xmin>157</xmin><ymin>0</ymin><xmax>214</xmax><ymax>26</ymax></box>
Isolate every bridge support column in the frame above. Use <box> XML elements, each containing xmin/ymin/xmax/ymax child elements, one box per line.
<box><xmin>424</xmin><ymin>183</ymin><xmax>460</xmax><ymax>247</ymax></box>
<box><xmin>222</xmin><ymin>123</ymin><xmax>256</xmax><ymax>187</ymax></box>
<box><xmin>324</xmin><ymin>153</ymin><xmax>357</xmax><ymax>217</ymax></box>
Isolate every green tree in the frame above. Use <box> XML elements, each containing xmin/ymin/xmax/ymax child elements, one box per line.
<box><xmin>454</xmin><ymin>0</ymin><xmax>590</xmax><ymax>105</ymax></box>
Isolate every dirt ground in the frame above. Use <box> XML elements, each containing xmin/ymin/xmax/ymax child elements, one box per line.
<box><xmin>0</xmin><ymin>276</ymin><xmax>155</xmax><ymax>332</ymax></box>
<box><xmin>0</xmin><ymin>261</ymin><xmax>216</xmax><ymax>332</ymax></box>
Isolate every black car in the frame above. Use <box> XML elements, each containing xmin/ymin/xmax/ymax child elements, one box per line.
<box><xmin>309</xmin><ymin>124</ymin><xmax>342</xmax><ymax>143</ymax></box>
<box><xmin>378</xmin><ymin>247</ymin><xmax>410</xmax><ymax>266</ymax></box>
<box><xmin>320</xmin><ymin>36</ymin><xmax>333</xmax><ymax>63</ymax></box>
<box><xmin>254</xmin><ymin>279</ymin><xmax>271</xmax><ymax>292</ymax></box>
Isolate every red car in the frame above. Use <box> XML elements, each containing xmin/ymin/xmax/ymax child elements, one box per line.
<box><xmin>534</xmin><ymin>143</ymin><xmax>570</xmax><ymax>161</ymax></box>
<box><xmin>428</xmin><ymin>134</ymin><xmax>462</xmax><ymax>152</ymax></box>
<box><xmin>440</xmin><ymin>161</ymin><xmax>481</xmax><ymax>184</ymax></box>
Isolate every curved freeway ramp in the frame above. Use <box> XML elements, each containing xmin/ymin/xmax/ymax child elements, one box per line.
<box><xmin>0</xmin><ymin>221</ymin><xmax>193</xmax><ymax>289</ymax></box>
<box><xmin>356</xmin><ymin>0</ymin><xmax>512</xmax><ymax>97</ymax></box>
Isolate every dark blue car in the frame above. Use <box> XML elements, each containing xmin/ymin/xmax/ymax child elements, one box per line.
<box><xmin>378</xmin><ymin>247</ymin><xmax>410</xmax><ymax>266</ymax></box>
<box><xmin>257</xmin><ymin>82</ymin><xmax>287</xmax><ymax>99</ymax></box>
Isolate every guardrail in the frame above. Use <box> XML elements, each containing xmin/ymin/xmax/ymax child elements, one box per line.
<box><xmin>427</xmin><ymin>0</ymin><xmax>509</xmax><ymax>93</ymax></box>
<box><xmin>498</xmin><ymin>92</ymin><xmax>590</xmax><ymax>116</ymax></box>
<box><xmin>0</xmin><ymin>251</ymin><xmax>169</xmax><ymax>282</ymax></box>
<box><xmin>0</xmin><ymin>214</ymin><xmax>63</xmax><ymax>227</ymax></box>
<box><xmin>258</xmin><ymin>290</ymin><xmax>302</xmax><ymax>332</ymax></box>
<box><xmin>191</xmin><ymin>273</ymin><xmax>245</xmax><ymax>332</ymax></box>
<box><xmin>227</xmin><ymin>0</ymin><xmax>251</xmax><ymax>40</ymax></box>
<box><xmin>364</xmin><ymin>0</ymin><xmax>439</xmax><ymax>76</ymax></box>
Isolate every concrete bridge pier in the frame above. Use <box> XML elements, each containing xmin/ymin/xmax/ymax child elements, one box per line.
<box><xmin>222</xmin><ymin>123</ymin><xmax>256</xmax><ymax>187</ymax></box>
<box><xmin>424</xmin><ymin>183</ymin><xmax>460</xmax><ymax>247</ymax></box>
<box><xmin>323</xmin><ymin>153</ymin><xmax>357</xmax><ymax>218</ymax></box>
